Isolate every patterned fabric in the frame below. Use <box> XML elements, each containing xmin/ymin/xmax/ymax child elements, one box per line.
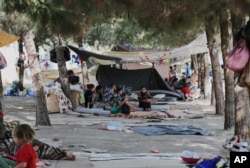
<box><xmin>226</xmin><ymin>40</ymin><xmax>250</xmax><ymax>72</ymax></box>
<box><xmin>0</xmin><ymin>138</ymin><xmax>66</xmax><ymax>161</ymax></box>
<box><xmin>32</xmin><ymin>139</ymin><xmax>66</xmax><ymax>160</ymax></box>
<box><xmin>3</xmin><ymin>121</ymin><xmax>20</xmax><ymax>137</ymax></box>
<box><xmin>0</xmin><ymin>121</ymin><xmax>20</xmax><ymax>155</ymax></box>
<box><xmin>44</xmin><ymin>84</ymin><xmax>72</xmax><ymax>113</ymax></box>
<box><xmin>103</xmin><ymin>87</ymin><xmax>114</xmax><ymax>106</ymax></box>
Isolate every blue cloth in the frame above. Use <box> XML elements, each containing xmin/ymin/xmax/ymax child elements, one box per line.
<box><xmin>131</xmin><ymin>125</ymin><xmax>213</xmax><ymax>136</ymax></box>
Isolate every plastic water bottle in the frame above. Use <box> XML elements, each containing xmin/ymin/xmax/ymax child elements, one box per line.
<box><xmin>105</xmin><ymin>121</ymin><xmax>123</xmax><ymax>132</ymax></box>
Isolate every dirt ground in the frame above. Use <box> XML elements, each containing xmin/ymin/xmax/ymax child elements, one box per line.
<box><xmin>2</xmin><ymin>96</ymin><xmax>234</xmax><ymax>167</ymax></box>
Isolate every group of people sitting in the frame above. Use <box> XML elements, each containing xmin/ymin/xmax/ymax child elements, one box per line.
<box><xmin>166</xmin><ymin>63</ymin><xmax>199</xmax><ymax>101</ymax></box>
<box><xmin>83</xmin><ymin>83</ymin><xmax>152</xmax><ymax>115</ymax></box>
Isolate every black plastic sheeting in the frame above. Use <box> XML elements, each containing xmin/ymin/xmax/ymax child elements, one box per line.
<box><xmin>96</xmin><ymin>66</ymin><xmax>184</xmax><ymax>99</ymax></box>
<box><xmin>131</xmin><ymin>125</ymin><xmax>213</xmax><ymax>136</ymax></box>
<box><xmin>67</xmin><ymin>45</ymin><xmax>122</xmax><ymax>63</ymax></box>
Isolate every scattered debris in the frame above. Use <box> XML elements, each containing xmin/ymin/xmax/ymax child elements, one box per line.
<box><xmin>151</xmin><ymin>148</ymin><xmax>159</xmax><ymax>153</ymax></box>
<box><xmin>81</xmin><ymin>148</ymin><xmax>108</xmax><ymax>153</ymax></box>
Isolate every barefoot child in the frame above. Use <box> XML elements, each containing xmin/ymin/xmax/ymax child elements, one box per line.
<box><xmin>12</xmin><ymin>124</ymin><xmax>37</xmax><ymax>168</ymax></box>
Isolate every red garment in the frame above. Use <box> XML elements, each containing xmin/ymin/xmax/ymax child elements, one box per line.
<box><xmin>16</xmin><ymin>144</ymin><xmax>37</xmax><ymax>168</ymax></box>
<box><xmin>181</xmin><ymin>86</ymin><xmax>191</xmax><ymax>95</ymax></box>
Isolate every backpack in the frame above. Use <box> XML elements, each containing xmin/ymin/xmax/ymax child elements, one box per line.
<box><xmin>0</xmin><ymin>52</ymin><xmax>7</xmax><ymax>69</ymax></box>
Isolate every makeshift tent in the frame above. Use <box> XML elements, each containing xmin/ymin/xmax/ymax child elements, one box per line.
<box><xmin>68</xmin><ymin>33</ymin><xmax>208</xmax><ymax>65</ymax></box>
<box><xmin>96</xmin><ymin>65</ymin><xmax>184</xmax><ymax>99</ymax></box>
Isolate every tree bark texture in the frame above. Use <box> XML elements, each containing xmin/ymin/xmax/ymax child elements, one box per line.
<box><xmin>0</xmin><ymin>114</ymin><xmax>3</xmax><ymax>138</ymax></box>
<box><xmin>23</xmin><ymin>30</ymin><xmax>51</xmax><ymax>126</ymax></box>
<box><xmin>210</xmin><ymin>79</ymin><xmax>215</xmax><ymax>106</ymax></box>
<box><xmin>234</xmin><ymin>86</ymin><xmax>249</xmax><ymax>140</ymax></box>
<box><xmin>55</xmin><ymin>36</ymin><xmax>71</xmax><ymax>100</ymax></box>
<box><xmin>197</xmin><ymin>54</ymin><xmax>204</xmax><ymax>90</ymax></box>
<box><xmin>219</xmin><ymin>8</ymin><xmax>235</xmax><ymax>129</ymax></box>
<box><xmin>191</xmin><ymin>54</ymin><xmax>198</xmax><ymax>75</ymax></box>
<box><xmin>203</xmin><ymin>53</ymin><xmax>211</xmax><ymax>99</ymax></box>
<box><xmin>206</xmin><ymin>25</ymin><xmax>225</xmax><ymax>115</ymax></box>
<box><xmin>0</xmin><ymin>70</ymin><xmax>4</xmax><ymax>138</ymax></box>
<box><xmin>18</xmin><ymin>37</ymin><xmax>25</xmax><ymax>91</ymax></box>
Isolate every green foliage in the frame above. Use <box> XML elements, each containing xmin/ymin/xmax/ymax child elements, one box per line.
<box><xmin>1</xmin><ymin>0</ymin><xmax>250</xmax><ymax>49</ymax></box>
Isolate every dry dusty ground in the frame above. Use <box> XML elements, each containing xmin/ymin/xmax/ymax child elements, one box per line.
<box><xmin>2</xmin><ymin>96</ymin><xmax>234</xmax><ymax>167</ymax></box>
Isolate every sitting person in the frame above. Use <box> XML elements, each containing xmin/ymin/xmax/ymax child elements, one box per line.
<box><xmin>110</xmin><ymin>87</ymin><xmax>136</xmax><ymax>115</ymax></box>
<box><xmin>84</xmin><ymin>84</ymin><xmax>95</xmax><ymax>108</ymax></box>
<box><xmin>67</xmin><ymin>70</ymin><xmax>79</xmax><ymax>85</ymax></box>
<box><xmin>181</xmin><ymin>82</ymin><xmax>191</xmax><ymax>100</ymax></box>
<box><xmin>169</xmin><ymin>66</ymin><xmax>177</xmax><ymax>83</ymax></box>
<box><xmin>103</xmin><ymin>83</ymin><xmax>116</xmax><ymax>110</ymax></box>
<box><xmin>171</xmin><ymin>77</ymin><xmax>179</xmax><ymax>89</ymax></box>
<box><xmin>138</xmin><ymin>86</ymin><xmax>152</xmax><ymax>111</ymax></box>
<box><xmin>93</xmin><ymin>85</ymin><xmax>105</xmax><ymax>108</ymax></box>
<box><xmin>95</xmin><ymin>85</ymin><xmax>103</xmax><ymax>102</ymax></box>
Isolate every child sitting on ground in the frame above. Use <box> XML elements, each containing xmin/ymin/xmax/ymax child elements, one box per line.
<box><xmin>84</xmin><ymin>84</ymin><xmax>95</xmax><ymax>108</ymax></box>
<box><xmin>138</xmin><ymin>86</ymin><xmax>152</xmax><ymax>111</ymax></box>
<box><xmin>110</xmin><ymin>87</ymin><xmax>136</xmax><ymax>115</ymax></box>
<box><xmin>181</xmin><ymin>82</ymin><xmax>191</xmax><ymax>100</ymax></box>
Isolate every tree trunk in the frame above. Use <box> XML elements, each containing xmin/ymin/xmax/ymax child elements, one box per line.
<box><xmin>205</xmin><ymin>24</ymin><xmax>225</xmax><ymax>115</ymax></box>
<box><xmin>54</xmin><ymin>36</ymin><xmax>70</xmax><ymax>100</ymax></box>
<box><xmin>210</xmin><ymin>79</ymin><xmax>215</xmax><ymax>106</ymax></box>
<box><xmin>203</xmin><ymin>53</ymin><xmax>211</xmax><ymax>99</ymax></box>
<box><xmin>0</xmin><ymin>70</ymin><xmax>4</xmax><ymax>138</ymax></box>
<box><xmin>18</xmin><ymin>36</ymin><xmax>25</xmax><ymax>91</ymax></box>
<box><xmin>219</xmin><ymin>8</ymin><xmax>235</xmax><ymax>129</ymax></box>
<box><xmin>23</xmin><ymin>30</ymin><xmax>51</xmax><ymax>126</ymax></box>
<box><xmin>234</xmin><ymin>86</ymin><xmax>249</xmax><ymax>140</ymax></box>
<box><xmin>191</xmin><ymin>54</ymin><xmax>198</xmax><ymax>75</ymax></box>
<box><xmin>197</xmin><ymin>54</ymin><xmax>203</xmax><ymax>89</ymax></box>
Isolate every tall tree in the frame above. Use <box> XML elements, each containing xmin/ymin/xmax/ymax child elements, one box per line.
<box><xmin>219</xmin><ymin>3</ymin><xmax>234</xmax><ymax>128</ymax></box>
<box><xmin>205</xmin><ymin>22</ymin><xmax>225</xmax><ymax>115</ymax></box>
<box><xmin>18</xmin><ymin>33</ymin><xmax>25</xmax><ymax>92</ymax></box>
<box><xmin>54</xmin><ymin>35</ymin><xmax>70</xmax><ymax>99</ymax></box>
<box><xmin>23</xmin><ymin>30</ymin><xmax>51</xmax><ymax>126</ymax></box>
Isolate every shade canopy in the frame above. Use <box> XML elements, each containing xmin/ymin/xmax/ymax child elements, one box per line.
<box><xmin>0</xmin><ymin>30</ymin><xmax>19</xmax><ymax>47</ymax></box>
<box><xmin>68</xmin><ymin>33</ymin><xmax>208</xmax><ymax>65</ymax></box>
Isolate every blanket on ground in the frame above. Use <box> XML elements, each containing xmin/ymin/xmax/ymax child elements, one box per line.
<box><xmin>109</xmin><ymin>111</ymin><xmax>166</xmax><ymax>119</ymax></box>
<box><xmin>131</xmin><ymin>125</ymin><xmax>213</xmax><ymax>136</ymax></box>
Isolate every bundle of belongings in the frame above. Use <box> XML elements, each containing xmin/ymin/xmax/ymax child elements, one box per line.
<box><xmin>44</xmin><ymin>82</ymin><xmax>72</xmax><ymax>113</ymax></box>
